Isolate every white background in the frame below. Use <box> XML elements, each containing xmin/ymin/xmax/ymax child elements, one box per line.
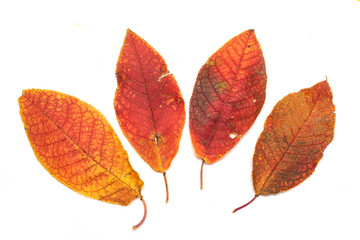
<box><xmin>1</xmin><ymin>0</ymin><xmax>359</xmax><ymax>239</ymax></box>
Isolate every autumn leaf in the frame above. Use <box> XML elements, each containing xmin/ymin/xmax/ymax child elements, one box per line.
<box><xmin>189</xmin><ymin>29</ymin><xmax>267</xmax><ymax>188</ymax></box>
<box><xmin>233</xmin><ymin>80</ymin><xmax>335</xmax><ymax>212</ymax></box>
<box><xmin>114</xmin><ymin>29</ymin><xmax>185</xmax><ymax>202</ymax></box>
<box><xmin>19</xmin><ymin>89</ymin><xmax>146</xmax><ymax>229</ymax></box>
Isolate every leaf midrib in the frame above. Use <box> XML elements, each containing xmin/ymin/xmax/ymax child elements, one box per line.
<box><xmin>128</xmin><ymin>34</ymin><xmax>166</xmax><ymax>173</ymax></box>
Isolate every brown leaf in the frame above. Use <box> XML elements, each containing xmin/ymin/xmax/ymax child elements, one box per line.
<box><xmin>233</xmin><ymin>80</ymin><xmax>335</xmax><ymax>212</ymax></box>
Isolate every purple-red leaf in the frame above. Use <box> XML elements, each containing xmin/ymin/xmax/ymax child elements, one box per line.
<box><xmin>189</xmin><ymin>29</ymin><xmax>267</xmax><ymax>188</ymax></box>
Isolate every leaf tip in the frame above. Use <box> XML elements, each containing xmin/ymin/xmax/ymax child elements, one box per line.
<box><xmin>321</xmin><ymin>75</ymin><xmax>329</xmax><ymax>85</ymax></box>
<box><xmin>125</xmin><ymin>28</ymin><xmax>138</xmax><ymax>42</ymax></box>
<box><xmin>20</xmin><ymin>89</ymin><xmax>31</xmax><ymax>98</ymax></box>
<box><xmin>126</xmin><ymin>28</ymin><xmax>133</xmax><ymax>34</ymax></box>
<box><xmin>317</xmin><ymin>77</ymin><xmax>333</xmax><ymax>97</ymax></box>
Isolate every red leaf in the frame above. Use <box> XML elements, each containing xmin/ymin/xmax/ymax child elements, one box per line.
<box><xmin>114</xmin><ymin>29</ymin><xmax>185</xmax><ymax>202</ymax></box>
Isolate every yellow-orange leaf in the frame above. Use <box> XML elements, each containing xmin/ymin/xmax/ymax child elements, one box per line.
<box><xmin>19</xmin><ymin>89</ymin><xmax>146</xmax><ymax>228</ymax></box>
<box><xmin>233</xmin><ymin>80</ymin><xmax>335</xmax><ymax>212</ymax></box>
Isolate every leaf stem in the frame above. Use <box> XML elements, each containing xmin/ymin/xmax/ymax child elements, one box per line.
<box><xmin>200</xmin><ymin>159</ymin><xmax>205</xmax><ymax>190</ymax></box>
<box><xmin>232</xmin><ymin>195</ymin><xmax>258</xmax><ymax>213</ymax></box>
<box><xmin>163</xmin><ymin>172</ymin><xmax>169</xmax><ymax>203</ymax></box>
<box><xmin>133</xmin><ymin>197</ymin><xmax>147</xmax><ymax>230</ymax></box>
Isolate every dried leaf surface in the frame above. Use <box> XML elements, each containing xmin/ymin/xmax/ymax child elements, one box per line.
<box><xmin>253</xmin><ymin>80</ymin><xmax>335</xmax><ymax>195</ymax></box>
<box><xmin>189</xmin><ymin>29</ymin><xmax>267</xmax><ymax>164</ymax></box>
<box><xmin>19</xmin><ymin>89</ymin><xmax>143</xmax><ymax>205</ymax></box>
<box><xmin>114</xmin><ymin>30</ymin><xmax>185</xmax><ymax>185</ymax></box>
